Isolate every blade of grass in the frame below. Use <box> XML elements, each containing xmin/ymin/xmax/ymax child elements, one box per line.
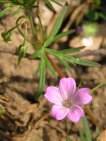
<box><xmin>82</xmin><ymin>116</ymin><xmax>92</xmax><ymax>141</ymax></box>
<box><xmin>91</xmin><ymin>80</ymin><xmax>106</xmax><ymax>93</ymax></box>
<box><xmin>79</xmin><ymin>130</ymin><xmax>85</xmax><ymax>141</ymax></box>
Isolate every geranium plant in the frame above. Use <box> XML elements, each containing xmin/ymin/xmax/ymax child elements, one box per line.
<box><xmin>0</xmin><ymin>0</ymin><xmax>104</xmax><ymax>140</ymax></box>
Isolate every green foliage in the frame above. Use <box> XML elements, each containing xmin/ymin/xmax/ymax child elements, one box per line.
<box><xmin>45</xmin><ymin>48</ymin><xmax>100</xmax><ymax>67</ymax></box>
<box><xmin>30</xmin><ymin>48</ymin><xmax>42</xmax><ymax>59</ymax></box>
<box><xmin>0</xmin><ymin>1</ymin><xmax>101</xmax><ymax>97</ymax></box>
<box><xmin>49</xmin><ymin>5</ymin><xmax>67</xmax><ymax>38</ymax></box>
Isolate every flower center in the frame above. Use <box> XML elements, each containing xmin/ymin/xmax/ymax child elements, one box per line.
<box><xmin>63</xmin><ymin>100</ymin><xmax>72</xmax><ymax>108</ymax></box>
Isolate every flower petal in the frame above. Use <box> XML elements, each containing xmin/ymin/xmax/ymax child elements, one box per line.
<box><xmin>67</xmin><ymin>105</ymin><xmax>84</xmax><ymax>123</ymax></box>
<box><xmin>44</xmin><ymin>86</ymin><xmax>63</xmax><ymax>105</ymax></box>
<box><xmin>59</xmin><ymin>77</ymin><xmax>76</xmax><ymax>101</ymax></box>
<box><xmin>72</xmin><ymin>88</ymin><xmax>92</xmax><ymax>105</ymax></box>
<box><xmin>51</xmin><ymin>105</ymin><xmax>69</xmax><ymax>120</ymax></box>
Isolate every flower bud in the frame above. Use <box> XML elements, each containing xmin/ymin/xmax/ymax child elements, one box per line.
<box><xmin>18</xmin><ymin>44</ymin><xmax>28</xmax><ymax>64</ymax></box>
<box><xmin>1</xmin><ymin>31</ymin><xmax>11</xmax><ymax>43</ymax></box>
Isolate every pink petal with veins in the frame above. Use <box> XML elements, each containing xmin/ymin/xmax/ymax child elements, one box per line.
<box><xmin>67</xmin><ymin>105</ymin><xmax>84</xmax><ymax>123</ymax></box>
<box><xmin>72</xmin><ymin>88</ymin><xmax>92</xmax><ymax>105</ymax></box>
<box><xmin>44</xmin><ymin>86</ymin><xmax>63</xmax><ymax>105</ymax></box>
<box><xmin>51</xmin><ymin>105</ymin><xmax>69</xmax><ymax>120</ymax></box>
<box><xmin>59</xmin><ymin>77</ymin><xmax>76</xmax><ymax>101</ymax></box>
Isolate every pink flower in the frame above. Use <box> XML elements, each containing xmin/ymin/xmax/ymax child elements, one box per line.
<box><xmin>44</xmin><ymin>77</ymin><xmax>92</xmax><ymax>123</ymax></box>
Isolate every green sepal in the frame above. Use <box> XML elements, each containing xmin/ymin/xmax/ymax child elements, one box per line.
<box><xmin>1</xmin><ymin>31</ymin><xmax>12</xmax><ymax>43</ymax></box>
<box><xmin>18</xmin><ymin>44</ymin><xmax>28</xmax><ymax>64</ymax></box>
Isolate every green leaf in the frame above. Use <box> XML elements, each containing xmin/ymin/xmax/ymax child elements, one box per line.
<box><xmin>82</xmin><ymin>116</ymin><xmax>92</xmax><ymax>141</ymax></box>
<box><xmin>45</xmin><ymin>48</ymin><xmax>100</xmax><ymax>67</ymax></box>
<box><xmin>64</xmin><ymin>56</ymin><xmax>100</xmax><ymax>67</ymax></box>
<box><xmin>59</xmin><ymin>46</ymin><xmax>85</xmax><ymax>54</ymax></box>
<box><xmin>38</xmin><ymin>16</ymin><xmax>47</xmax><ymax>42</ymax></box>
<box><xmin>49</xmin><ymin>5</ymin><xmax>67</xmax><ymax>37</ymax></box>
<box><xmin>73</xmin><ymin>58</ymin><xmax>100</xmax><ymax>67</ymax></box>
<box><xmin>36</xmin><ymin>54</ymin><xmax>46</xmax><ymax>97</ymax></box>
<box><xmin>43</xmin><ymin>30</ymin><xmax>74</xmax><ymax>48</ymax></box>
<box><xmin>45</xmin><ymin>56</ymin><xmax>57</xmax><ymax>77</ymax></box>
<box><xmin>30</xmin><ymin>49</ymin><xmax>42</xmax><ymax>59</ymax></box>
<box><xmin>0</xmin><ymin>6</ymin><xmax>12</xmax><ymax>17</ymax></box>
<box><xmin>45</xmin><ymin>48</ymin><xmax>61</xmax><ymax>58</ymax></box>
